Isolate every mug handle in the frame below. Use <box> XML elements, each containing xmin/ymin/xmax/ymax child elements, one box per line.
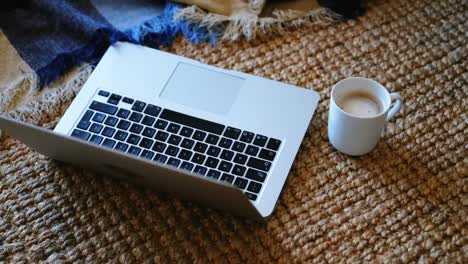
<box><xmin>386</xmin><ymin>93</ymin><xmax>403</xmax><ymax>121</ymax></box>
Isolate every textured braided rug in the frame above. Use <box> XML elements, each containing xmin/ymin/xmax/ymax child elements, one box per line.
<box><xmin>1</xmin><ymin>0</ymin><xmax>467</xmax><ymax>262</ymax></box>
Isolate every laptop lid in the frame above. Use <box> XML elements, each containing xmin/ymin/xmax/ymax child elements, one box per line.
<box><xmin>0</xmin><ymin>115</ymin><xmax>263</xmax><ymax>220</ymax></box>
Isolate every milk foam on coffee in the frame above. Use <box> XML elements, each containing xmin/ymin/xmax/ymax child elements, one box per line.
<box><xmin>338</xmin><ymin>92</ymin><xmax>382</xmax><ymax>117</ymax></box>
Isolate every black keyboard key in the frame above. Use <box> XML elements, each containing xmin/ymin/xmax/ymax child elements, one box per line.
<box><xmin>140</xmin><ymin>150</ymin><xmax>154</xmax><ymax>160</ymax></box>
<box><xmin>205</xmin><ymin>157</ymin><xmax>219</xmax><ymax>168</ymax></box>
<box><xmin>144</xmin><ymin>104</ymin><xmax>162</xmax><ymax>117</ymax></box>
<box><xmin>245</xmin><ymin>168</ymin><xmax>267</xmax><ymax>182</ymax></box>
<box><xmin>127</xmin><ymin>134</ymin><xmax>141</xmax><ymax>145</ymax></box>
<box><xmin>178</xmin><ymin>149</ymin><xmax>193</xmax><ymax>161</ymax></box>
<box><xmin>168</xmin><ymin>135</ymin><xmax>182</xmax><ymax>145</ymax></box>
<box><xmin>193</xmin><ymin>166</ymin><xmax>207</xmax><ymax>176</ymax></box>
<box><xmin>220</xmin><ymin>174</ymin><xmax>234</xmax><ymax>184</ymax></box>
<box><xmin>117</xmin><ymin>120</ymin><xmax>131</xmax><ymax>130</ymax></box>
<box><xmin>128</xmin><ymin>146</ymin><xmax>142</xmax><ymax>156</ymax></box>
<box><xmin>180</xmin><ymin>127</ymin><xmax>194</xmax><ymax>138</ymax></box>
<box><xmin>129</xmin><ymin>123</ymin><xmax>143</xmax><ymax>134</ymax></box>
<box><xmin>232</xmin><ymin>141</ymin><xmax>246</xmax><ymax>153</ymax></box>
<box><xmin>245</xmin><ymin>145</ymin><xmax>259</xmax><ymax>156</ymax></box>
<box><xmin>101</xmin><ymin>127</ymin><xmax>116</xmax><ymax>137</ymax></box>
<box><xmin>142</xmin><ymin>115</ymin><xmax>156</xmax><ymax>126</ymax></box>
<box><xmin>129</xmin><ymin>112</ymin><xmax>143</xmax><ymax>123</ymax></box>
<box><xmin>240</xmin><ymin>131</ymin><xmax>254</xmax><ymax>143</ymax></box>
<box><xmin>114</xmin><ymin>130</ymin><xmax>128</xmax><ymax>141</ymax></box>
<box><xmin>205</xmin><ymin>134</ymin><xmax>219</xmax><ymax>145</ymax></box>
<box><xmin>139</xmin><ymin>138</ymin><xmax>154</xmax><ymax>149</ymax></box>
<box><xmin>81</xmin><ymin>110</ymin><xmax>94</xmax><ymax>122</ymax></box>
<box><xmin>267</xmin><ymin>138</ymin><xmax>281</xmax><ymax>151</ymax></box>
<box><xmin>92</xmin><ymin>113</ymin><xmax>106</xmax><ymax>123</ymax></box>
<box><xmin>181</xmin><ymin>138</ymin><xmax>195</xmax><ymax>149</ymax></box>
<box><xmin>89</xmin><ymin>134</ymin><xmax>103</xmax><ymax>145</ymax></box>
<box><xmin>115</xmin><ymin>142</ymin><xmax>129</xmax><ymax>152</ymax></box>
<box><xmin>167</xmin><ymin>123</ymin><xmax>181</xmax><ymax>133</ymax></box>
<box><xmin>122</xmin><ymin>97</ymin><xmax>134</xmax><ymax>104</ymax></box>
<box><xmin>219</xmin><ymin>138</ymin><xmax>233</xmax><ymax>149</ymax></box>
<box><xmin>232</xmin><ymin>165</ymin><xmax>246</xmax><ymax>176</ymax></box>
<box><xmin>89</xmin><ymin>101</ymin><xmax>118</xmax><ymax>115</ymax></box>
<box><xmin>98</xmin><ymin>90</ymin><xmax>110</xmax><ymax>97</ymax></box>
<box><xmin>152</xmin><ymin>142</ymin><xmax>167</xmax><ymax>153</ymax></box>
<box><xmin>247</xmin><ymin>157</ymin><xmax>271</xmax><ymax>172</ymax></box>
<box><xmin>233</xmin><ymin>177</ymin><xmax>248</xmax><ymax>189</ymax></box>
<box><xmin>245</xmin><ymin>192</ymin><xmax>258</xmax><ymax>201</ymax></box>
<box><xmin>194</xmin><ymin>142</ymin><xmax>208</xmax><ymax>153</ymax></box>
<box><xmin>160</xmin><ymin>109</ymin><xmax>225</xmax><ymax>135</ymax></box>
<box><xmin>104</xmin><ymin>116</ymin><xmax>118</xmax><ymax>127</ymax></box>
<box><xmin>89</xmin><ymin>123</ymin><xmax>103</xmax><ymax>134</ymax></box>
<box><xmin>165</xmin><ymin>145</ymin><xmax>179</xmax><ymax>156</ymax></box>
<box><xmin>132</xmin><ymin>101</ymin><xmax>146</xmax><ymax>112</ymax></box>
<box><xmin>192</xmin><ymin>130</ymin><xmax>207</xmax><ymax>141</ymax></box>
<box><xmin>191</xmin><ymin>153</ymin><xmax>206</xmax><ymax>164</ymax></box>
<box><xmin>154</xmin><ymin>119</ymin><xmax>168</xmax><ymax>130</ymax></box>
<box><xmin>253</xmin><ymin>135</ymin><xmax>268</xmax><ymax>147</ymax></box>
<box><xmin>207</xmin><ymin>146</ymin><xmax>221</xmax><ymax>157</ymax></box>
<box><xmin>180</xmin><ymin>162</ymin><xmax>194</xmax><ymax>171</ymax></box>
<box><xmin>117</xmin><ymin>109</ymin><xmax>130</xmax><ymax>119</ymax></box>
<box><xmin>234</xmin><ymin>153</ymin><xmax>248</xmax><ymax>165</ymax></box>
<box><xmin>154</xmin><ymin>154</ymin><xmax>168</xmax><ymax>163</ymax></box>
<box><xmin>142</xmin><ymin>127</ymin><xmax>156</xmax><ymax>138</ymax></box>
<box><xmin>102</xmin><ymin>138</ymin><xmax>116</xmax><ymax>148</ymax></box>
<box><xmin>108</xmin><ymin>93</ymin><xmax>122</xmax><ymax>105</ymax></box>
<box><xmin>167</xmin><ymin>158</ymin><xmax>181</xmax><ymax>167</ymax></box>
<box><xmin>223</xmin><ymin>127</ymin><xmax>241</xmax><ymax>140</ymax></box>
<box><xmin>247</xmin><ymin>181</ymin><xmax>262</xmax><ymax>193</ymax></box>
<box><xmin>259</xmin><ymin>149</ymin><xmax>276</xmax><ymax>161</ymax></box>
<box><xmin>155</xmin><ymin>131</ymin><xmax>169</xmax><ymax>142</ymax></box>
<box><xmin>220</xmin><ymin>149</ymin><xmax>234</xmax><ymax>161</ymax></box>
<box><xmin>77</xmin><ymin>120</ymin><xmax>91</xmax><ymax>130</ymax></box>
<box><xmin>218</xmin><ymin>161</ymin><xmax>233</xmax><ymax>173</ymax></box>
<box><xmin>207</xmin><ymin>170</ymin><xmax>221</xmax><ymax>179</ymax></box>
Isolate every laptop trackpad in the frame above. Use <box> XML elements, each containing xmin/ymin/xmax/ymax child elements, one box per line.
<box><xmin>160</xmin><ymin>62</ymin><xmax>244</xmax><ymax>115</ymax></box>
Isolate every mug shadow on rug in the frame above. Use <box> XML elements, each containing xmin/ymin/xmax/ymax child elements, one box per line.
<box><xmin>270</xmin><ymin>131</ymin><xmax>464</xmax><ymax>259</ymax></box>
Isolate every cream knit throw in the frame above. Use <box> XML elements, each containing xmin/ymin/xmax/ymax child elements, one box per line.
<box><xmin>173</xmin><ymin>0</ymin><xmax>338</xmax><ymax>40</ymax></box>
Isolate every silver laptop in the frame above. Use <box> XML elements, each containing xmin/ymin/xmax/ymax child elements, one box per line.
<box><xmin>0</xmin><ymin>42</ymin><xmax>319</xmax><ymax>220</ymax></box>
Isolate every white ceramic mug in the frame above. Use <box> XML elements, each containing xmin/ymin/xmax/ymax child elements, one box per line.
<box><xmin>328</xmin><ymin>77</ymin><xmax>403</xmax><ymax>156</ymax></box>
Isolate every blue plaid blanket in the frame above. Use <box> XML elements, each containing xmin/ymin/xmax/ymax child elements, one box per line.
<box><xmin>0</xmin><ymin>0</ymin><xmax>220</xmax><ymax>87</ymax></box>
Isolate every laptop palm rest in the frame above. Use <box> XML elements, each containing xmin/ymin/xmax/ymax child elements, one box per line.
<box><xmin>0</xmin><ymin>115</ymin><xmax>263</xmax><ymax>220</ymax></box>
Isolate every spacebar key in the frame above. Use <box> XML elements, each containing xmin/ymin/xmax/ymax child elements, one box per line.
<box><xmin>160</xmin><ymin>109</ymin><xmax>225</xmax><ymax>135</ymax></box>
<box><xmin>89</xmin><ymin>101</ymin><xmax>118</xmax><ymax>115</ymax></box>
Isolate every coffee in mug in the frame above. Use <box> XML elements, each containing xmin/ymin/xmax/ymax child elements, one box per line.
<box><xmin>336</xmin><ymin>91</ymin><xmax>383</xmax><ymax>118</ymax></box>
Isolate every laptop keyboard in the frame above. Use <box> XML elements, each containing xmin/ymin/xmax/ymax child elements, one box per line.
<box><xmin>70</xmin><ymin>90</ymin><xmax>282</xmax><ymax>201</ymax></box>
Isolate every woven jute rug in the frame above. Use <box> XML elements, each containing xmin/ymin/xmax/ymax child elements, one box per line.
<box><xmin>1</xmin><ymin>0</ymin><xmax>467</xmax><ymax>262</ymax></box>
